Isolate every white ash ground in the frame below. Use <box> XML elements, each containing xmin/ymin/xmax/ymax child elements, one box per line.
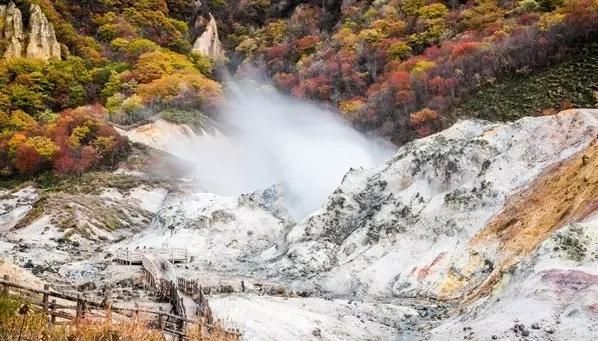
<box><xmin>1</xmin><ymin>110</ymin><xmax>596</xmax><ymax>341</ymax></box>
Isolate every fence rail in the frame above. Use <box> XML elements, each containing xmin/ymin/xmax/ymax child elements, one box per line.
<box><xmin>115</xmin><ymin>247</ymin><xmax>189</xmax><ymax>264</ymax></box>
<box><xmin>0</xmin><ymin>274</ymin><xmax>241</xmax><ymax>340</ymax></box>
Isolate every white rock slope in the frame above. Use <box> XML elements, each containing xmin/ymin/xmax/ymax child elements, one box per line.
<box><xmin>269</xmin><ymin>109</ymin><xmax>597</xmax><ymax>303</ymax></box>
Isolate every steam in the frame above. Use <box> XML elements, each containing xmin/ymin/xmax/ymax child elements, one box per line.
<box><xmin>185</xmin><ymin>80</ymin><xmax>394</xmax><ymax>217</ymax></box>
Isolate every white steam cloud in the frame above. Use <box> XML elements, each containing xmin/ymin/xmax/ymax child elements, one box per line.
<box><xmin>176</xmin><ymin>81</ymin><xmax>394</xmax><ymax>217</ymax></box>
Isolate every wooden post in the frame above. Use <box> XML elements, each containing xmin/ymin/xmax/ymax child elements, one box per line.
<box><xmin>104</xmin><ymin>299</ymin><xmax>112</xmax><ymax>322</ymax></box>
<box><xmin>76</xmin><ymin>294</ymin><xmax>82</xmax><ymax>320</ymax></box>
<box><xmin>178</xmin><ymin>319</ymin><xmax>185</xmax><ymax>341</ymax></box>
<box><xmin>2</xmin><ymin>275</ymin><xmax>9</xmax><ymax>295</ymax></box>
<box><xmin>50</xmin><ymin>300</ymin><xmax>56</xmax><ymax>324</ymax></box>
<box><xmin>42</xmin><ymin>284</ymin><xmax>50</xmax><ymax>319</ymax></box>
<box><xmin>81</xmin><ymin>295</ymin><xmax>87</xmax><ymax>319</ymax></box>
<box><xmin>158</xmin><ymin>307</ymin><xmax>164</xmax><ymax>330</ymax></box>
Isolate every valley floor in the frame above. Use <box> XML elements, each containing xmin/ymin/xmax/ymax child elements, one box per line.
<box><xmin>0</xmin><ymin>110</ymin><xmax>596</xmax><ymax>341</ymax></box>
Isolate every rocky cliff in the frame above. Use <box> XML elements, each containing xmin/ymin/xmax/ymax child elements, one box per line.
<box><xmin>116</xmin><ymin>109</ymin><xmax>596</xmax><ymax>340</ymax></box>
<box><xmin>192</xmin><ymin>13</ymin><xmax>225</xmax><ymax>62</ymax></box>
<box><xmin>0</xmin><ymin>2</ymin><xmax>61</xmax><ymax>60</ymax></box>
<box><xmin>0</xmin><ymin>2</ymin><xmax>24</xmax><ymax>58</ymax></box>
<box><xmin>271</xmin><ymin>109</ymin><xmax>596</xmax><ymax>300</ymax></box>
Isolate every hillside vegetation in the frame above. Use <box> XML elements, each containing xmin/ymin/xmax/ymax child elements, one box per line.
<box><xmin>450</xmin><ymin>42</ymin><xmax>598</xmax><ymax>121</ymax></box>
<box><xmin>0</xmin><ymin>0</ymin><xmax>596</xmax><ymax>180</ymax></box>
<box><xmin>220</xmin><ymin>0</ymin><xmax>597</xmax><ymax>143</ymax></box>
<box><xmin>0</xmin><ymin>0</ymin><xmax>222</xmax><ymax>178</ymax></box>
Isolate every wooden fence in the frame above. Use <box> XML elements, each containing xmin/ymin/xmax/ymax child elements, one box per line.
<box><xmin>0</xmin><ymin>274</ymin><xmax>240</xmax><ymax>340</ymax></box>
<box><xmin>178</xmin><ymin>278</ymin><xmax>213</xmax><ymax>325</ymax></box>
<box><xmin>115</xmin><ymin>247</ymin><xmax>189</xmax><ymax>265</ymax></box>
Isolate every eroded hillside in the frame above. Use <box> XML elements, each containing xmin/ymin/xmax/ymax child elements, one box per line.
<box><xmin>1</xmin><ymin>109</ymin><xmax>595</xmax><ymax>340</ymax></box>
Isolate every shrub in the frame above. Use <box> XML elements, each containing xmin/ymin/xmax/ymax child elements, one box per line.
<box><xmin>132</xmin><ymin>51</ymin><xmax>196</xmax><ymax>83</ymax></box>
<box><xmin>160</xmin><ymin>108</ymin><xmax>206</xmax><ymax>130</ymax></box>
<box><xmin>410</xmin><ymin>107</ymin><xmax>438</xmax><ymax>125</ymax></box>
<box><xmin>136</xmin><ymin>73</ymin><xmax>223</xmax><ymax>112</ymax></box>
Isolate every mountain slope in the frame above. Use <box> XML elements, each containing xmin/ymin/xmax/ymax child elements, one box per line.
<box><xmin>268</xmin><ymin>109</ymin><xmax>596</xmax><ymax>304</ymax></box>
<box><xmin>1</xmin><ymin>110</ymin><xmax>596</xmax><ymax>340</ymax></box>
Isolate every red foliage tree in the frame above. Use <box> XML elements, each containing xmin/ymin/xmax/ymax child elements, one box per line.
<box><xmin>387</xmin><ymin>71</ymin><xmax>412</xmax><ymax>90</ymax></box>
<box><xmin>450</xmin><ymin>41</ymin><xmax>482</xmax><ymax>59</ymax></box>
<box><xmin>53</xmin><ymin>152</ymin><xmax>80</xmax><ymax>175</ymax></box>
<box><xmin>15</xmin><ymin>145</ymin><xmax>44</xmax><ymax>175</ymax></box>
<box><xmin>296</xmin><ymin>35</ymin><xmax>320</xmax><ymax>52</ymax></box>
<box><xmin>265</xmin><ymin>43</ymin><xmax>291</xmax><ymax>61</ymax></box>
<box><xmin>274</xmin><ymin>72</ymin><xmax>299</xmax><ymax>91</ymax></box>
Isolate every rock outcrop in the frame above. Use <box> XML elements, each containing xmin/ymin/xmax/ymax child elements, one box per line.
<box><xmin>268</xmin><ymin>109</ymin><xmax>597</xmax><ymax>302</ymax></box>
<box><xmin>1</xmin><ymin>2</ymin><xmax>24</xmax><ymax>59</ymax></box>
<box><xmin>26</xmin><ymin>4</ymin><xmax>61</xmax><ymax>60</ymax></box>
<box><xmin>0</xmin><ymin>2</ymin><xmax>61</xmax><ymax>60</ymax></box>
<box><xmin>192</xmin><ymin>13</ymin><xmax>225</xmax><ymax>62</ymax></box>
<box><xmin>429</xmin><ymin>216</ymin><xmax>598</xmax><ymax>341</ymax></box>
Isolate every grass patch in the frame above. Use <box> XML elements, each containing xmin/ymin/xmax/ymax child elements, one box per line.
<box><xmin>450</xmin><ymin>42</ymin><xmax>598</xmax><ymax>122</ymax></box>
<box><xmin>0</xmin><ymin>293</ymin><xmax>239</xmax><ymax>341</ymax></box>
<box><xmin>160</xmin><ymin>109</ymin><xmax>207</xmax><ymax>131</ymax></box>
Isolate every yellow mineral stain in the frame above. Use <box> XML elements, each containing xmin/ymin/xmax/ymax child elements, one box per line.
<box><xmin>439</xmin><ymin>138</ymin><xmax>597</xmax><ymax>301</ymax></box>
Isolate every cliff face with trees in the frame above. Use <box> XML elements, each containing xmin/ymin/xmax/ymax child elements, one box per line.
<box><xmin>0</xmin><ymin>0</ymin><xmax>596</xmax><ymax>179</ymax></box>
<box><xmin>0</xmin><ymin>0</ymin><xmax>222</xmax><ymax>178</ymax></box>
<box><xmin>217</xmin><ymin>0</ymin><xmax>597</xmax><ymax>144</ymax></box>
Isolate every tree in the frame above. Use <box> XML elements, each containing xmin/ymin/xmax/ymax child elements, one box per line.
<box><xmin>7</xmin><ymin>133</ymin><xmax>27</xmax><ymax>158</ymax></box>
<box><xmin>54</xmin><ymin>152</ymin><xmax>80</xmax><ymax>175</ymax></box>
<box><xmin>15</xmin><ymin>145</ymin><xmax>44</xmax><ymax>175</ymax></box>
<box><xmin>296</xmin><ymin>35</ymin><xmax>320</xmax><ymax>53</ymax></box>
<box><xmin>132</xmin><ymin>51</ymin><xmax>196</xmax><ymax>83</ymax></box>
<box><xmin>8</xmin><ymin>110</ymin><xmax>37</xmax><ymax>131</ymax></box>
<box><xmin>388</xmin><ymin>41</ymin><xmax>412</xmax><ymax>61</ymax></box>
<box><xmin>410</xmin><ymin>108</ymin><xmax>438</xmax><ymax>126</ymax></box>
<box><xmin>136</xmin><ymin>73</ymin><xmax>223</xmax><ymax>112</ymax></box>
<box><xmin>24</xmin><ymin>136</ymin><xmax>59</xmax><ymax>160</ymax></box>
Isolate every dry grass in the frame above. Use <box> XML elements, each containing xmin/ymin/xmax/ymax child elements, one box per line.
<box><xmin>0</xmin><ymin>296</ymin><xmax>239</xmax><ymax>341</ymax></box>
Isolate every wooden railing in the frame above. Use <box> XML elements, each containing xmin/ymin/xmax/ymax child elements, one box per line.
<box><xmin>0</xmin><ymin>274</ymin><xmax>241</xmax><ymax>340</ymax></box>
<box><xmin>178</xmin><ymin>278</ymin><xmax>213</xmax><ymax>324</ymax></box>
<box><xmin>115</xmin><ymin>247</ymin><xmax>189</xmax><ymax>264</ymax></box>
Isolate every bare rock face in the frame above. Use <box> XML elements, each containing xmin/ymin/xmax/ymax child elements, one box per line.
<box><xmin>1</xmin><ymin>2</ymin><xmax>24</xmax><ymax>59</ymax></box>
<box><xmin>192</xmin><ymin>13</ymin><xmax>225</xmax><ymax>62</ymax></box>
<box><xmin>0</xmin><ymin>2</ymin><xmax>61</xmax><ymax>60</ymax></box>
<box><xmin>26</xmin><ymin>4</ymin><xmax>61</xmax><ymax>60</ymax></box>
<box><xmin>269</xmin><ymin>109</ymin><xmax>597</xmax><ymax>301</ymax></box>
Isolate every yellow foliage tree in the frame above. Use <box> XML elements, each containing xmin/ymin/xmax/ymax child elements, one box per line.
<box><xmin>7</xmin><ymin>133</ymin><xmax>27</xmax><ymax>157</ymax></box>
<box><xmin>137</xmin><ymin>73</ymin><xmax>223</xmax><ymax>110</ymax></box>
<box><xmin>410</xmin><ymin>108</ymin><xmax>438</xmax><ymax>125</ymax></box>
<box><xmin>133</xmin><ymin>51</ymin><xmax>196</xmax><ymax>83</ymax></box>
<box><xmin>25</xmin><ymin>136</ymin><xmax>60</xmax><ymax>159</ymax></box>
<box><xmin>9</xmin><ymin>110</ymin><xmax>37</xmax><ymax>131</ymax></box>
<box><xmin>69</xmin><ymin>125</ymin><xmax>91</xmax><ymax>149</ymax></box>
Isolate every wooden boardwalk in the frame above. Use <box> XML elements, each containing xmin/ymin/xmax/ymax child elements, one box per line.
<box><xmin>114</xmin><ymin>247</ymin><xmax>188</xmax><ymax>265</ymax></box>
<box><xmin>0</xmin><ymin>245</ymin><xmax>241</xmax><ymax>340</ymax></box>
<box><xmin>0</xmin><ymin>274</ymin><xmax>196</xmax><ymax>338</ymax></box>
<box><xmin>138</xmin><ymin>252</ymin><xmax>239</xmax><ymax>338</ymax></box>
<box><xmin>1</xmin><ymin>272</ymin><xmax>240</xmax><ymax>340</ymax></box>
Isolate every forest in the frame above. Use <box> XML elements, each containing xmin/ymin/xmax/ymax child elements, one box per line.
<box><xmin>0</xmin><ymin>0</ymin><xmax>596</xmax><ymax>177</ymax></box>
